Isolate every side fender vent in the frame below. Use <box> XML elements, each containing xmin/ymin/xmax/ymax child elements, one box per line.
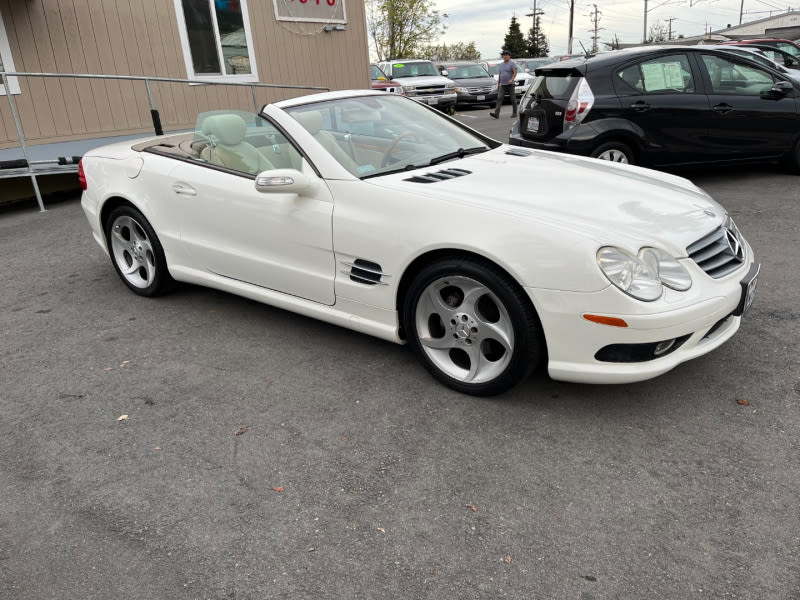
<box><xmin>404</xmin><ymin>168</ymin><xmax>471</xmax><ymax>183</ymax></box>
<box><xmin>343</xmin><ymin>259</ymin><xmax>389</xmax><ymax>286</ymax></box>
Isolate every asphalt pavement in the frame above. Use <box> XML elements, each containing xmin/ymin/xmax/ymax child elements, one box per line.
<box><xmin>1</xmin><ymin>112</ymin><xmax>799</xmax><ymax>599</ymax></box>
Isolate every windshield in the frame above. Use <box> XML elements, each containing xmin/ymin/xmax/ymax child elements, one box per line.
<box><xmin>442</xmin><ymin>64</ymin><xmax>491</xmax><ymax>79</ymax></box>
<box><xmin>774</xmin><ymin>41</ymin><xmax>800</xmax><ymax>58</ymax></box>
<box><xmin>370</xmin><ymin>65</ymin><xmax>387</xmax><ymax>81</ymax></box>
<box><xmin>286</xmin><ymin>95</ymin><xmax>493</xmax><ymax>179</ymax></box>
<box><xmin>487</xmin><ymin>64</ymin><xmax>500</xmax><ymax>75</ymax></box>
<box><xmin>391</xmin><ymin>61</ymin><xmax>440</xmax><ymax>77</ymax></box>
<box><xmin>724</xmin><ymin>49</ymin><xmax>775</xmax><ymax>69</ymax></box>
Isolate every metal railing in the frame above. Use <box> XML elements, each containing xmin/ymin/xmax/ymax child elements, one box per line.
<box><xmin>1</xmin><ymin>71</ymin><xmax>330</xmax><ymax>211</ymax></box>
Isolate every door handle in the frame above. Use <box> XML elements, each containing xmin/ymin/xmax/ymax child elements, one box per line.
<box><xmin>172</xmin><ymin>182</ymin><xmax>197</xmax><ymax>196</ymax></box>
<box><xmin>630</xmin><ymin>101</ymin><xmax>651</xmax><ymax>111</ymax></box>
<box><xmin>712</xmin><ymin>103</ymin><xmax>734</xmax><ymax>114</ymax></box>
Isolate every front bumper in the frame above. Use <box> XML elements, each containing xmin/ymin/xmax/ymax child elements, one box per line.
<box><xmin>528</xmin><ymin>257</ymin><xmax>758</xmax><ymax>384</ymax></box>
<box><xmin>410</xmin><ymin>93</ymin><xmax>457</xmax><ymax>108</ymax></box>
<box><xmin>456</xmin><ymin>90</ymin><xmax>498</xmax><ymax>104</ymax></box>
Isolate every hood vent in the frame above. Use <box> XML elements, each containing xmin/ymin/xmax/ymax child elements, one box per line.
<box><xmin>343</xmin><ymin>259</ymin><xmax>389</xmax><ymax>286</ymax></box>
<box><xmin>505</xmin><ymin>147</ymin><xmax>533</xmax><ymax>157</ymax></box>
<box><xmin>404</xmin><ymin>168</ymin><xmax>471</xmax><ymax>184</ymax></box>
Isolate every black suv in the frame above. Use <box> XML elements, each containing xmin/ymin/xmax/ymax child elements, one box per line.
<box><xmin>437</xmin><ymin>62</ymin><xmax>498</xmax><ymax>107</ymax></box>
<box><xmin>509</xmin><ymin>46</ymin><xmax>800</xmax><ymax>171</ymax></box>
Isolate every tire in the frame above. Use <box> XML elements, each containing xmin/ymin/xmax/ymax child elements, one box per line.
<box><xmin>590</xmin><ymin>141</ymin><xmax>634</xmax><ymax>165</ymax></box>
<box><xmin>104</xmin><ymin>205</ymin><xmax>174</xmax><ymax>297</ymax></box>
<box><xmin>403</xmin><ymin>258</ymin><xmax>544</xmax><ymax>396</ymax></box>
<box><xmin>781</xmin><ymin>138</ymin><xmax>800</xmax><ymax>174</ymax></box>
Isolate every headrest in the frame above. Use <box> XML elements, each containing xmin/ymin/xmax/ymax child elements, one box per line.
<box><xmin>293</xmin><ymin>110</ymin><xmax>323</xmax><ymax>135</ymax></box>
<box><xmin>201</xmin><ymin>114</ymin><xmax>247</xmax><ymax>146</ymax></box>
<box><xmin>342</xmin><ymin>109</ymin><xmax>380</xmax><ymax>123</ymax></box>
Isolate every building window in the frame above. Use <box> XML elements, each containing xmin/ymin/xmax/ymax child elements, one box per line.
<box><xmin>0</xmin><ymin>9</ymin><xmax>21</xmax><ymax>95</ymax></box>
<box><xmin>174</xmin><ymin>0</ymin><xmax>258</xmax><ymax>83</ymax></box>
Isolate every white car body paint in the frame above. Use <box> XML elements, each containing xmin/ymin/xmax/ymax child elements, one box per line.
<box><xmin>81</xmin><ymin>89</ymin><xmax>757</xmax><ymax>386</ymax></box>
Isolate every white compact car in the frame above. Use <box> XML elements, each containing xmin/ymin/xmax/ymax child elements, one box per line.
<box><xmin>483</xmin><ymin>59</ymin><xmax>533</xmax><ymax>97</ymax></box>
<box><xmin>80</xmin><ymin>90</ymin><xmax>759</xmax><ymax>396</ymax></box>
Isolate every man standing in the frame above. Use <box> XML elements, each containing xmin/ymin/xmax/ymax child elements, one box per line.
<box><xmin>490</xmin><ymin>50</ymin><xmax>518</xmax><ymax>119</ymax></box>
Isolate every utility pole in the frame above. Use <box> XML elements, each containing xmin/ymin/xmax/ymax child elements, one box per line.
<box><xmin>526</xmin><ymin>1</ymin><xmax>545</xmax><ymax>55</ymax></box>
<box><xmin>643</xmin><ymin>0</ymin><xmax>648</xmax><ymax>42</ymax></box>
<box><xmin>568</xmin><ymin>0</ymin><xmax>575</xmax><ymax>53</ymax></box>
<box><xmin>665</xmin><ymin>16</ymin><xmax>676</xmax><ymax>40</ymax></box>
<box><xmin>588</xmin><ymin>4</ymin><xmax>603</xmax><ymax>53</ymax></box>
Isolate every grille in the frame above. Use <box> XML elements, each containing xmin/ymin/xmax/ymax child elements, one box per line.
<box><xmin>464</xmin><ymin>86</ymin><xmax>494</xmax><ymax>94</ymax></box>
<box><xmin>404</xmin><ymin>168</ymin><xmax>471</xmax><ymax>183</ymax></box>
<box><xmin>687</xmin><ymin>218</ymin><xmax>746</xmax><ymax>278</ymax></box>
<box><xmin>417</xmin><ymin>86</ymin><xmax>448</xmax><ymax>96</ymax></box>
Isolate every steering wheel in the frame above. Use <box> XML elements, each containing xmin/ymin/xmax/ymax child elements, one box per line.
<box><xmin>381</xmin><ymin>131</ymin><xmax>419</xmax><ymax>167</ymax></box>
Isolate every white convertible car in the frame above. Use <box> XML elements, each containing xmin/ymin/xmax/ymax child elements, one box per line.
<box><xmin>80</xmin><ymin>90</ymin><xmax>759</xmax><ymax>396</ymax></box>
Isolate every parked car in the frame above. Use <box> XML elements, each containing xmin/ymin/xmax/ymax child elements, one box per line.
<box><xmin>509</xmin><ymin>46</ymin><xmax>800</xmax><ymax>170</ymax></box>
<box><xmin>482</xmin><ymin>59</ymin><xmax>532</xmax><ymax>98</ymax></box>
<box><xmin>377</xmin><ymin>59</ymin><xmax>457</xmax><ymax>112</ymax></box>
<box><xmin>703</xmin><ymin>45</ymin><xmax>800</xmax><ymax>84</ymax></box>
<box><xmin>370</xmin><ymin>64</ymin><xmax>403</xmax><ymax>94</ymax></box>
<box><xmin>437</xmin><ymin>62</ymin><xmax>497</xmax><ymax>107</ymax></box>
<box><xmin>717</xmin><ymin>42</ymin><xmax>800</xmax><ymax>71</ymax></box>
<box><xmin>720</xmin><ymin>38</ymin><xmax>800</xmax><ymax>58</ymax></box>
<box><xmin>516</xmin><ymin>58</ymin><xmax>554</xmax><ymax>73</ymax></box>
<box><xmin>79</xmin><ymin>89</ymin><xmax>759</xmax><ymax>396</ymax></box>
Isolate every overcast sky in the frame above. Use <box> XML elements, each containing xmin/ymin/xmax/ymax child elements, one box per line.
<box><xmin>434</xmin><ymin>0</ymin><xmax>785</xmax><ymax>57</ymax></box>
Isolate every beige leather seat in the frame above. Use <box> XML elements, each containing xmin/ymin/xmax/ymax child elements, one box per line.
<box><xmin>200</xmin><ymin>114</ymin><xmax>274</xmax><ymax>175</ymax></box>
<box><xmin>292</xmin><ymin>110</ymin><xmax>360</xmax><ymax>175</ymax></box>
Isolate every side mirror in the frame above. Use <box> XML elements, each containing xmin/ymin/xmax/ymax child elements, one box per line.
<box><xmin>441</xmin><ymin>70</ymin><xmax>448</xmax><ymax>76</ymax></box>
<box><xmin>254</xmin><ymin>169</ymin><xmax>311</xmax><ymax>194</ymax></box>
<box><xmin>761</xmin><ymin>80</ymin><xmax>794</xmax><ymax>98</ymax></box>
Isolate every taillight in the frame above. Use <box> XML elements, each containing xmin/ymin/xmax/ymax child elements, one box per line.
<box><xmin>78</xmin><ymin>159</ymin><xmax>87</xmax><ymax>190</ymax></box>
<box><xmin>565</xmin><ymin>99</ymin><xmax>590</xmax><ymax>122</ymax></box>
<box><xmin>563</xmin><ymin>78</ymin><xmax>594</xmax><ymax>131</ymax></box>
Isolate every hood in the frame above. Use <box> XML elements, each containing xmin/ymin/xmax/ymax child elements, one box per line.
<box><xmin>392</xmin><ymin>75</ymin><xmax>453</xmax><ymax>87</ymax></box>
<box><xmin>367</xmin><ymin>147</ymin><xmax>725</xmax><ymax>254</ymax></box>
<box><xmin>451</xmin><ymin>76</ymin><xmax>496</xmax><ymax>87</ymax></box>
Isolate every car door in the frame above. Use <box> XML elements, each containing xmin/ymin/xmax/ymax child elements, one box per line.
<box><xmin>695</xmin><ymin>52</ymin><xmax>799</xmax><ymax>161</ymax></box>
<box><xmin>612</xmin><ymin>53</ymin><xmax>711</xmax><ymax>166</ymax></box>
<box><xmin>168</xmin><ymin>117</ymin><xmax>336</xmax><ymax>305</ymax></box>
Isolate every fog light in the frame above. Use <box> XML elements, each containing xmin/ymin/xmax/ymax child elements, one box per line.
<box><xmin>653</xmin><ymin>339</ymin><xmax>676</xmax><ymax>357</ymax></box>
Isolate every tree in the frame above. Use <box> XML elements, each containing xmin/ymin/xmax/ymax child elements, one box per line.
<box><xmin>366</xmin><ymin>0</ymin><xmax>447</xmax><ymax>61</ymax></box>
<box><xmin>502</xmin><ymin>16</ymin><xmax>527</xmax><ymax>57</ymax></box>
<box><xmin>646</xmin><ymin>22</ymin><xmax>668</xmax><ymax>44</ymax></box>
<box><xmin>418</xmin><ymin>41</ymin><xmax>481</xmax><ymax>62</ymax></box>
<box><xmin>526</xmin><ymin>16</ymin><xmax>549</xmax><ymax>58</ymax></box>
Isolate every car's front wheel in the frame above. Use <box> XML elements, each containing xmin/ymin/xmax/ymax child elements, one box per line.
<box><xmin>591</xmin><ymin>141</ymin><xmax>634</xmax><ymax>165</ymax></box>
<box><xmin>105</xmin><ymin>205</ymin><xmax>174</xmax><ymax>297</ymax></box>
<box><xmin>403</xmin><ymin>258</ymin><xmax>544</xmax><ymax>396</ymax></box>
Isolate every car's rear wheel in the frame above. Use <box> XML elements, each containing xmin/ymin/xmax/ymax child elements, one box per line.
<box><xmin>591</xmin><ymin>141</ymin><xmax>634</xmax><ymax>165</ymax></box>
<box><xmin>105</xmin><ymin>205</ymin><xmax>174</xmax><ymax>297</ymax></box>
<box><xmin>781</xmin><ymin>137</ymin><xmax>800</xmax><ymax>174</ymax></box>
<box><xmin>403</xmin><ymin>258</ymin><xmax>544</xmax><ymax>396</ymax></box>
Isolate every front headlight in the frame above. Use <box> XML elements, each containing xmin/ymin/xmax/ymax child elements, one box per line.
<box><xmin>597</xmin><ymin>246</ymin><xmax>663</xmax><ymax>301</ymax></box>
<box><xmin>445</xmin><ymin>83</ymin><xmax>456</xmax><ymax>90</ymax></box>
<box><xmin>404</xmin><ymin>86</ymin><xmax>416</xmax><ymax>96</ymax></box>
<box><xmin>638</xmin><ymin>247</ymin><xmax>692</xmax><ymax>291</ymax></box>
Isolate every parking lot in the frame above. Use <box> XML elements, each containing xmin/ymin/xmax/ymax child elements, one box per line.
<box><xmin>1</xmin><ymin>111</ymin><xmax>799</xmax><ymax>599</ymax></box>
